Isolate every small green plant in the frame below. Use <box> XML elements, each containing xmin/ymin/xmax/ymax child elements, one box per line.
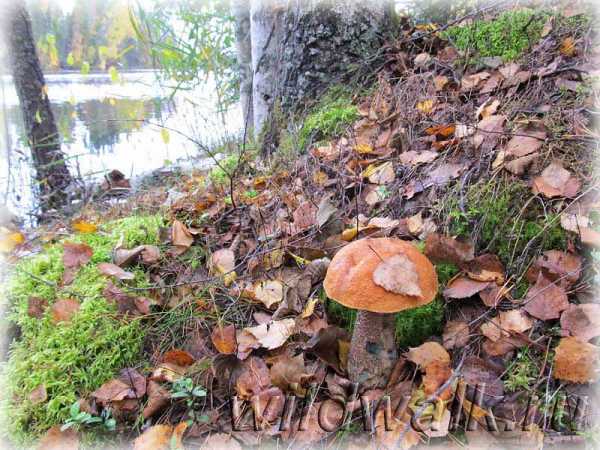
<box><xmin>442</xmin><ymin>8</ymin><xmax>548</xmax><ymax>61</ymax></box>
<box><xmin>209</xmin><ymin>154</ymin><xmax>240</xmax><ymax>185</ymax></box>
<box><xmin>61</xmin><ymin>402</ymin><xmax>115</xmax><ymax>432</ymax></box>
<box><xmin>244</xmin><ymin>189</ymin><xmax>258</xmax><ymax>199</ymax></box>
<box><xmin>504</xmin><ymin>347</ymin><xmax>538</xmax><ymax>392</ymax></box>
<box><xmin>171</xmin><ymin>378</ymin><xmax>209</xmax><ymax>423</ymax></box>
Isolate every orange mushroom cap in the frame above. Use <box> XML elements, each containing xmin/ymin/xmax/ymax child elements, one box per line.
<box><xmin>324</xmin><ymin>237</ymin><xmax>438</xmax><ymax>313</ymax></box>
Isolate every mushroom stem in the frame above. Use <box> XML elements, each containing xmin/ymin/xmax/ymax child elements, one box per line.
<box><xmin>348</xmin><ymin>310</ymin><xmax>398</xmax><ymax>389</ymax></box>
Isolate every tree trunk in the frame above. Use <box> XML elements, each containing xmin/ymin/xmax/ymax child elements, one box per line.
<box><xmin>4</xmin><ymin>0</ymin><xmax>73</xmax><ymax>212</ymax></box>
<box><xmin>249</xmin><ymin>0</ymin><xmax>392</xmax><ymax>153</ymax></box>
<box><xmin>232</xmin><ymin>0</ymin><xmax>254</xmax><ymax>132</ymax></box>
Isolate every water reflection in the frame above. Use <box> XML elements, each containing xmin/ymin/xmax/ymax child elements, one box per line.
<box><xmin>0</xmin><ymin>71</ymin><xmax>242</xmax><ymax>218</ymax></box>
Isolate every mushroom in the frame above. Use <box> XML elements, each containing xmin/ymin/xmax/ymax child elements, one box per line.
<box><xmin>324</xmin><ymin>237</ymin><xmax>438</xmax><ymax>388</ymax></box>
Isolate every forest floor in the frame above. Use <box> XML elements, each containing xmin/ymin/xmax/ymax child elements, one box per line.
<box><xmin>1</xmin><ymin>3</ymin><xmax>600</xmax><ymax>450</ymax></box>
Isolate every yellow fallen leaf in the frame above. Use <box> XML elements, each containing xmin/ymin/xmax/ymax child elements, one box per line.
<box><xmin>434</xmin><ymin>75</ymin><xmax>449</xmax><ymax>91</ymax></box>
<box><xmin>560</xmin><ymin>37</ymin><xmax>576</xmax><ymax>57</ymax></box>
<box><xmin>160</xmin><ymin>128</ymin><xmax>170</xmax><ymax>144</ymax></box>
<box><xmin>0</xmin><ymin>230</ymin><xmax>25</xmax><ymax>253</ymax></box>
<box><xmin>301</xmin><ymin>298</ymin><xmax>318</xmax><ymax>319</ymax></box>
<box><xmin>341</xmin><ymin>226</ymin><xmax>359</xmax><ymax>241</ymax></box>
<box><xmin>288</xmin><ymin>251</ymin><xmax>310</xmax><ymax>267</ymax></box>
<box><xmin>72</xmin><ymin>220</ymin><xmax>97</xmax><ymax>233</ymax></box>
<box><xmin>355</xmin><ymin>143</ymin><xmax>374</xmax><ymax>154</ymax></box>
<box><xmin>363</xmin><ymin>161</ymin><xmax>395</xmax><ymax>184</ymax></box>
<box><xmin>313</xmin><ymin>170</ymin><xmax>329</xmax><ymax>185</ymax></box>
<box><xmin>417</xmin><ymin>99</ymin><xmax>434</xmax><ymax>114</ymax></box>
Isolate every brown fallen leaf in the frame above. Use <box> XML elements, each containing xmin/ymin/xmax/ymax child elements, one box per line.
<box><xmin>443</xmin><ymin>276</ymin><xmax>490</xmax><ymax>299</ymax></box>
<box><xmin>37</xmin><ymin>425</ymin><xmax>79</xmax><ymax>450</ymax></box>
<box><xmin>482</xmin><ymin>336</ymin><xmax>522</xmax><ymax>356</ymax></box>
<box><xmin>424</xmin><ymin>233</ymin><xmax>474</xmax><ymax>265</ymax></box>
<box><xmin>63</xmin><ymin>242</ymin><xmax>93</xmax><ymax>268</ymax></box>
<box><xmin>62</xmin><ymin>242</ymin><xmax>93</xmax><ymax>284</ymax></box>
<box><xmin>422</xmin><ymin>360</ymin><xmax>453</xmax><ymax>401</ymax></box>
<box><xmin>103</xmin><ymin>282</ymin><xmax>151</xmax><ymax>316</ymax></box>
<box><xmin>424</xmin><ymin>163</ymin><xmax>466</xmax><ymax>187</ymax></box>
<box><xmin>372</xmin><ymin>254</ymin><xmax>422</xmax><ymax>297</ymax></box>
<box><xmin>119</xmin><ymin>367</ymin><xmax>146</xmax><ymax>398</ymax></box>
<box><xmin>399</xmin><ymin>150</ymin><xmax>438</xmax><ymax>166</ymax></box>
<box><xmin>235</xmin><ymin>356</ymin><xmax>271</xmax><ymax>400</ymax></box>
<box><xmin>433</xmin><ymin>75</ymin><xmax>449</xmax><ymax>91</ymax></box>
<box><xmin>270</xmin><ymin>353</ymin><xmax>311</xmax><ymax>396</ymax></box>
<box><xmin>114</xmin><ymin>245</ymin><xmax>161</xmax><ymax>267</ymax></box>
<box><xmin>51</xmin><ymin>298</ymin><xmax>80</xmax><ymax>324</ymax></box>
<box><xmin>442</xmin><ymin>320</ymin><xmax>470</xmax><ymax>350</ymax></box>
<box><xmin>92</xmin><ymin>378</ymin><xmax>134</xmax><ymax>405</ymax></box>
<box><xmin>406</xmin><ymin>341</ymin><xmax>450</xmax><ymax>368</ymax></box>
<box><xmin>526</xmin><ymin>250</ymin><xmax>582</xmax><ymax>288</ymax></box>
<box><xmin>238</xmin><ymin>319</ymin><xmax>296</xmax><ymax>351</ymax></box>
<box><xmin>211</xmin><ymin>324</ymin><xmax>237</xmax><ymax>354</ymax></box>
<box><xmin>150</xmin><ymin>362</ymin><xmax>187</xmax><ymax>383</ymax></box>
<box><xmin>425</xmin><ymin>124</ymin><xmax>455</xmax><ymax>138</ymax></box>
<box><xmin>171</xmin><ymin>219</ymin><xmax>194</xmax><ymax>248</ymax></box>
<box><xmin>479</xmin><ymin>284</ymin><xmax>509</xmax><ymax>308</ymax></box>
<box><xmin>142</xmin><ymin>380</ymin><xmax>171</xmax><ymax>419</ymax></box>
<box><xmin>523</xmin><ymin>274</ymin><xmax>569</xmax><ymax>321</ymax></box>
<box><xmin>27</xmin><ymin>296</ymin><xmax>48</xmax><ymax>319</ymax></box>
<box><xmin>481</xmin><ymin>309</ymin><xmax>533</xmax><ymax>342</ymax></box>
<box><xmin>162</xmin><ymin>349</ymin><xmax>195</xmax><ymax>367</ymax></box>
<box><xmin>560</xmin><ymin>304</ymin><xmax>600</xmax><ymax>342</ymax></box>
<box><xmin>97</xmin><ymin>262</ymin><xmax>135</xmax><ymax>280</ymax></box>
<box><xmin>29</xmin><ymin>384</ymin><xmax>47</xmax><ymax>404</ymax></box>
<box><xmin>249</xmin><ymin>280</ymin><xmax>284</xmax><ymax>308</ymax></box>
<box><xmin>473</xmin><ymin>115</ymin><xmax>506</xmax><ymax>151</ymax></box>
<box><xmin>305</xmin><ymin>326</ymin><xmax>350</xmax><ymax>375</ymax></box>
<box><xmin>476</xmin><ymin>99</ymin><xmax>500</xmax><ymax>120</ymax></box>
<box><xmin>290</xmin><ymin>201</ymin><xmax>318</xmax><ymax>234</ymax></box>
<box><xmin>210</xmin><ymin>248</ymin><xmax>236</xmax><ymax>286</ymax></box>
<box><xmin>501</xmin><ymin>123</ymin><xmax>547</xmax><ymax>175</ymax></box>
<box><xmin>461</xmin><ymin>71</ymin><xmax>490</xmax><ymax>91</ymax></box>
<box><xmin>132</xmin><ymin>424</ymin><xmax>173</xmax><ymax>450</ymax></box>
<box><xmin>532</xmin><ymin>161</ymin><xmax>581</xmax><ymax>199</ymax></box>
<box><xmin>553</xmin><ymin>337</ymin><xmax>600</xmax><ymax>383</ymax></box>
<box><xmin>364</xmin><ymin>161</ymin><xmax>395</xmax><ymax>184</ymax></box>
<box><xmin>461</xmin><ymin>356</ymin><xmax>504</xmax><ymax>398</ymax></box>
<box><xmin>464</xmin><ymin>253</ymin><xmax>505</xmax><ymax>284</ymax></box>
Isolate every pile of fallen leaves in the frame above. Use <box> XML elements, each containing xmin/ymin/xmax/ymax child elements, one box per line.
<box><xmin>3</xmin><ymin>2</ymin><xmax>600</xmax><ymax>449</ymax></box>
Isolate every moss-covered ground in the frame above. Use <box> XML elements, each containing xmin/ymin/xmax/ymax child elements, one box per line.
<box><xmin>3</xmin><ymin>215</ymin><xmax>164</xmax><ymax>440</ymax></box>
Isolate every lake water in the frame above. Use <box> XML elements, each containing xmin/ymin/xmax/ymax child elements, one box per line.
<box><xmin>0</xmin><ymin>70</ymin><xmax>242</xmax><ymax>219</ymax></box>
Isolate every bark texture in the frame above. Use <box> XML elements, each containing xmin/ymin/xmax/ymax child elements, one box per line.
<box><xmin>348</xmin><ymin>310</ymin><xmax>398</xmax><ymax>389</ymax></box>
<box><xmin>232</xmin><ymin>0</ymin><xmax>254</xmax><ymax>130</ymax></box>
<box><xmin>4</xmin><ymin>0</ymin><xmax>72</xmax><ymax>211</ymax></box>
<box><xmin>250</xmin><ymin>0</ymin><xmax>391</xmax><ymax>153</ymax></box>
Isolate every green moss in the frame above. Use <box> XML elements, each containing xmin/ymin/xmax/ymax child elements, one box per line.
<box><xmin>298</xmin><ymin>87</ymin><xmax>359</xmax><ymax>149</ymax></box>
<box><xmin>3</xmin><ymin>214</ymin><xmax>164</xmax><ymax>440</ymax></box>
<box><xmin>442</xmin><ymin>178</ymin><xmax>567</xmax><ymax>269</ymax></box>
<box><xmin>442</xmin><ymin>8</ymin><xmax>548</xmax><ymax>61</ymax></box>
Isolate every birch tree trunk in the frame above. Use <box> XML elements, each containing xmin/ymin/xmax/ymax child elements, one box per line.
<box><xmin>232</xmin><ymin>0</ymin><xmax>254</xmax><ymax>131</ymax></box>
<box><xmin>4</xmin><ymin>0</ymin><xmax>73</xmax><ymax>212</ymax></box>
<box><xmin>249</xmin><ymin>0</ymin><xmax>392</xmax><ymax>153</ymax></box>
